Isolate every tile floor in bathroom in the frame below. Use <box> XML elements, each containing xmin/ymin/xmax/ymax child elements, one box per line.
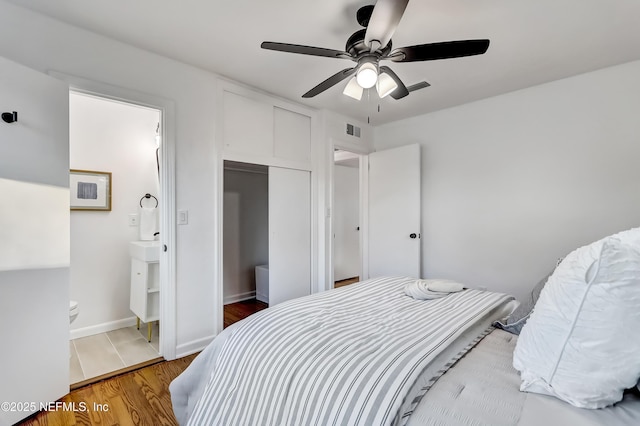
<box><xmin>70</xmin><ymin>322</ymin><xmax>160</xmax><ymax>385</ymax></box>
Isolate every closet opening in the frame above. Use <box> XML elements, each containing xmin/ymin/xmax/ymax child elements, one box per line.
<box><xmin>223</xmin><ymin>160</ymin><xmax>269</xmax><ymax>328</ymax></box>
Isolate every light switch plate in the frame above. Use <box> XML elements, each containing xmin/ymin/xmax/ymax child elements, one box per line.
<box><xmin>128</xmin><ymin>213</ymin><xmax>139</xmax><ymax>226</ymax></box>
<box><xmin>177</xmin><ymin>209</ymin><xmax>188</xmax><ymax>225</ymax></box>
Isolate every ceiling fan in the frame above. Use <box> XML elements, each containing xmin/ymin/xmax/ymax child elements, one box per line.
<box><xmin>261</xmin><ymin>0</ymin><xmax>489</xmax><ymax>101</ymax></box>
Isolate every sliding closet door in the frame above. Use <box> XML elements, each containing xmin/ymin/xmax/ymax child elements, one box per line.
<box><xmin>269</xmin><ymin>167</ymin><xmax>311</xmax><ymax>306</ymax></box>
<box><xmin>0</xmin><ymin>56</ymin><xmax>70</xmax><ymax>425</ymax></box>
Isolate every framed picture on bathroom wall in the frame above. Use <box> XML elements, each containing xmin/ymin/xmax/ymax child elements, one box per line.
<box><xmin>70</xmin><ymin>169</ymin><xmax>112</xmax><ymax>211</ymax></box>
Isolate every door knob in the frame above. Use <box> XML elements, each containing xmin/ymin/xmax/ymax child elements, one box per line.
<box><xmin>409</xmin><ymin>233</ymin><xmax>417</xmax><ymax>239</ymax></box>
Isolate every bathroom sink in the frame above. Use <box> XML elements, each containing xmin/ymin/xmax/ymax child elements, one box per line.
<box><xmin>129</xmin><ymin>241</ymin><xmax>160</xmax><ymax>262</ymax></box>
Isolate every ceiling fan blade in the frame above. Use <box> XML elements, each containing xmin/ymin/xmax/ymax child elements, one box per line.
<box><xmin>406</xmin><ymin>81</ymin><xmax>431</xmax><ymax>93</ymax></box>
<box><xmin>302</xmin><ymin>67</ymin><xmax>357</xmax><ymax>98</ymax></box>
<box><xmin>389</xmin><ymin>39</ymin><xmax>490</xmax><ymax>62</ymax></box>
<box><xmin>261</xmin><ymin>42</ymin><xmax>352</xmax><ymax>59</ymax></box>
<box><xmin>364</xmin><ymin>0</ymin><xmax>409</xmax><ymax>50</ymax></box>
<box><xmin>379</xmin><ymin>66</ymin><xmax>409</xmax><ymax>99</ymax></box>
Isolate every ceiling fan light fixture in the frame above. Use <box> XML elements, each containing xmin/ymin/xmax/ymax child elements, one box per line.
<box><xmin>343</xmin><ymin>77</ymin><xmax>364</xmax><ymax>100</ymax></box>
<box><xmin>356</xmin><ymin>61</ymin><xmax>378</xmax><ymax>89</ymax></box>
<box><xmin>376</xmin><ymin>72</ymin><xmax>398</xmax><ymax>98</ymax></box>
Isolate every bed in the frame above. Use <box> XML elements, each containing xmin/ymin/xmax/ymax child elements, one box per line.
<box><xmin>170</xmin><ymin>274</ymin><xmax>640</xmax><ymax>425</ymax></box>
<box><xmin>406</xmin><ymin>328</ymin><xmax>640</xmax><ymax>426</ymax></box>
<box><xmin>170</xmin><ymin>276</ymin><xmax>515</xmax><ymax>424</ymax></box>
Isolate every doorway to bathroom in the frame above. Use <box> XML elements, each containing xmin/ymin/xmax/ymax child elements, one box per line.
<box><xmin>333</xmin><ymin>149</ymin><xmax>363</xmax><ymax>289</ymax></box>
<box><xmin>68</xmin><ymin>91</ymin><xmax>164</xmax><ymax>386</ymax></box>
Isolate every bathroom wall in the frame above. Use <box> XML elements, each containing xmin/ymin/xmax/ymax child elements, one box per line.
<box><xmin>223</xmin><ymin>166</ymin><xmax>269</xmax><ymax>303</ymax></box>
<box><xmin>70</xmin><ymin>92</ymin><xmax>160</xmax><ymax>336</ymax></box>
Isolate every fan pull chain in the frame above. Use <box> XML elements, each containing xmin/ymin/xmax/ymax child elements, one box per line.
<box><xmin>367</xmin><ymin>88</ymin><xmax>371</xmax><ymax>124</ymax></box>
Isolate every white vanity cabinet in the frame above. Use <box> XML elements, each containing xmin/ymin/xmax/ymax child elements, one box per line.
<box><xmin>129</xmin><ymin>241</ymin><xmax>160</xmax><ymax>341</ymax></box>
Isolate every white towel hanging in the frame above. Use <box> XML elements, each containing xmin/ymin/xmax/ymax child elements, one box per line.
<box><xmin>139</xmin><ymin>206</ymin><xmax>158</xmax><ymax>241</ymax></box>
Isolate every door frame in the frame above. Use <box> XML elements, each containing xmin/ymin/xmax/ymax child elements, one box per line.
<box><xmin>328</xmin><ymin>138</ymin><xmax>371</xmax><ymax>290</ymax></box>
<box><xmin>50</xmin><ymin>71</ymin><xmax>178</xmax><ymax>360</ymax></box>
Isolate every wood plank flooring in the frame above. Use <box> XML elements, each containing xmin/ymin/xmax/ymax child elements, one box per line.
<box><xmin>335</xmin><ymin>276</ymin><xmax>359</xmax><ymax>288</ymax></box>
<box><xmin>19</xmin><ymin>301</ymin><xmax>268</xmax><ymax>425</ymax></box>
<box><xmin>19</xmin><ymin>354</ymin><xmax>196</xmax><ymax>426</ymax></box>
<box><xmin>223</xmin><ymin>298</ymin><xmax>268</xmax><ymax>328</ymax></box>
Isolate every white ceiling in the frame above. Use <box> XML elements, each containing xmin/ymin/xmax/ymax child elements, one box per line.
<box><xmin>7</xmin><ymin>0</ymin><xmax>640</xmax><ymax>125</ymax></box>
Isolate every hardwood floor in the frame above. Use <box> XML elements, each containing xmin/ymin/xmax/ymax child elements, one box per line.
<box><xmin>19</xmin><ymin>354</ymin><xmax>197</xmax><ymax>426</ymax></box>
<box><xmin>223</xmin><ymin>298</ymin><xmax>268</xmax><ymax>328</ymax></box>
<box><xmin>19</xmin><ymin>301</ymin><xmax>267</xmax><ymax>425</ymax></box>
<box><xmin>335</xmin><ymin>276</ymin><xmax>359</xmax><ymax>288</ymax></box>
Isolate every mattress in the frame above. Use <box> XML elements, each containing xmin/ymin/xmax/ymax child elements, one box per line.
<box><xmin>407</xmin><ymin>329</ymin><xmax>640</xmax><ymax>426</ymax></box>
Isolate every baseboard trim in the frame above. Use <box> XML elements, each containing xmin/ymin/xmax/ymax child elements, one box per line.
<box><xmin>70</xmin><ymin>316</ymin><xmax>138</xmax><ymax>340</ymax></box>
<box><xmin>176</xmin><ymin>335</ymin><xmax>215</xmax><ymax>358</ymax></box>
<box><xmin>223</xmin><ymin>290</ymin><xmax>256</xmax><ymax>305</ymax></box>
<box><xmin>256</xmin><ymin>292</ymin><xmax>269</xmax><ymax>304</ymax></box>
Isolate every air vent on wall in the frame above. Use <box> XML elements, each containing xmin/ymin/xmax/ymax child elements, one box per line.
<box><xmin>346</xmin><ymin>123</ymin><xmax>361</xmax><ymax>138</ymax></box>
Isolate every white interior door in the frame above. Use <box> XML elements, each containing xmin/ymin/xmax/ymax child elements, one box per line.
<box><xmin>333</xmin><ymin>164</ymin><xmax>360</xmax><ymax>281</ymax></box>
<box><xmin>0</xmin><ymin>57</ymin><xmax>70</xmax><ymax>424</ymax></box>
<box><xmin>269</xmin><ymin>167</ymin><xmax>311</xmax><ymax>305</ymax></box>
<box><xmin>368</xmin><ymin>144</ymin><xmax>421</xmax><ymax>278</ymax></box>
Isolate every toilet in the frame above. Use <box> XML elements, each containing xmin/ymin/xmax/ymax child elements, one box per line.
<box><xmin>69</xmin><ymin>300</ymin><xmax>79</xmax><ymax>324</ymax></box>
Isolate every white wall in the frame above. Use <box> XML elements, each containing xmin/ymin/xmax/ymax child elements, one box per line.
<box><xmin>69</xmin><ymin>93</ymin><xmax>160</xmax><ymax>333</ymax></box>
<box><xmin>333</xmin><ymin>164</ymin><xmax>359</xmax><ymax>281</ymax></box>
<box><xmin>322</xmin><ymin>109</ymin><xmax>374</xmax><ymax>154</ymax></box>
<box><xmin>223</xmin><ymin>168</ymin><xmax>268</xmax><ymax>303</ymax></box>
<box><xmin>0</xmin><ymin>1</ymin><xmax>218</xmax><ymax>354</ymax></box>
<box><xmin>374</xmin><ymin>60</ymin><xmax>640</xmax><ymax>302</ymax></box>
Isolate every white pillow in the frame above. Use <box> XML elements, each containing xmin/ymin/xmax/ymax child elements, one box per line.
<box><xmin>513</xmin><ymin>228</ymin><xmax>640</xmax><ymax>409</ymax></box>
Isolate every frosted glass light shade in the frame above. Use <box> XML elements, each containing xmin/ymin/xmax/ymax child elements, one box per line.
<box><xmin>376</xmin><ymin>72</ymin><xmax>398</xmax><ymax>98</ymax></box>
<box><xmin>343</xmin><ymin>77</ymin><xmax>363</xmax><ymax>100</ymax></box>
<box><xmin>356</xmin><ymin>62</ymin><xmax>378</xmax><ymax>89</ymax></box>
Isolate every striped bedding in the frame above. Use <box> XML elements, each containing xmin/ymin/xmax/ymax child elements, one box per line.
<box><xmin>172</xmin><ymin>277</ymin><xmax>513</xmax><ymax>426</ymax></box>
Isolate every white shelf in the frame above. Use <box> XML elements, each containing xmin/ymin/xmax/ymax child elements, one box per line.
<box><xmin>130</xmin><ymin>258</ymin><xmax>160</xmax><ymax>324</ymax></box>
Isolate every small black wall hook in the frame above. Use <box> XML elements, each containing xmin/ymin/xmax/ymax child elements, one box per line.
<box><xmin>2</xmin><ymin>111</ymin><xmax>18</xmax><ymax>124</ymax></box>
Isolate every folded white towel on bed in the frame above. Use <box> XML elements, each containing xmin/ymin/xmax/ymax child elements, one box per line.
<box><xmin>405</xmin><ymin>279</ymin><xmax>465</xmax><ymax>300</ymax></box>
